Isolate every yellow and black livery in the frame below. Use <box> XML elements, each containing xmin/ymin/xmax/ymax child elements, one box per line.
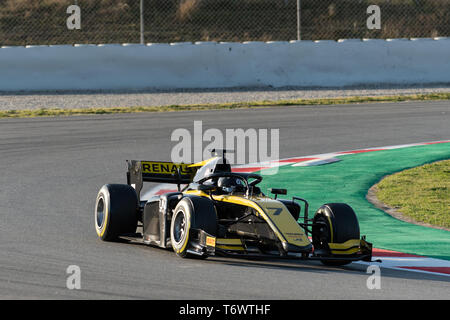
<box><xmin>94</xmin><ymin>150</ymin><xmax>373</xmax><ymax>266</ymax></box>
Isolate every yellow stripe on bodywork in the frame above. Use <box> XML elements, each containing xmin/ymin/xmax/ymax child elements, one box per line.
<box><xmin>216</xmin><ymin>238</ymin><xmax>243</xmax><ymax>246</ymax></box>
<box><xmin>331</xmin><ymin>247</ymin><xmax>360</xmax><ymax>255</ymax></box>
<box><xmin>186</xmin><ymin>190</ymin><xmax>287</xmax><ymax>244</ymax></box>
<box><xmin>216</xmin><ymin>245</ymin><xmax>245</xmax><ymax>251</ymax></box>
<box><xmin>329</xmin><ymin>239</ymin><xmax>361</xmax><ymax>255</ymax></box>
<box><xmin>328</xmin><ymin>239</ymin><xmax>361</xmax><ymax>250</ymax></box>
<box><xmin>185</xmin><ymin>190</ymin><xmax>310</xmax><ymax>248</ymax></box>
<box><xmin>188</xmin><ymin>157</ymin><xmax>218</xmax><ymax>167</ymax></box>
<box><xmin>254</xmin><ymin>198</ymin><xmax>310</xmax><ymax>248</ymax></box>
<box><xmin>216</xmin><ymin>238</ymin><xmax>245</xmax><ymax>251</ymax></box>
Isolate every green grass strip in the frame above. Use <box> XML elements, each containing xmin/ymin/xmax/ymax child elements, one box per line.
<box><xmin>258</xmin><ymin>143</ymin><xmax>450</xmax><ymax>260</ymax></box>
<box><xmin>376</xmin><ymin>160</ymin><xmax>450</xmax><ymax>229</ymax></box>
<box><xmin>1</xmin><ymin>92</ymin><xmax>450</xmax><ymax>119</ymax></box>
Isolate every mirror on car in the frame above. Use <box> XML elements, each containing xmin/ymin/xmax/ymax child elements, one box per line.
<box><xmin>197</xmin><ymin>184</ymin><xmax>217</xmax><ymax>192</ymax></box>
<box><xmin>270</xmin><ymin>188</ymin><xmax>287</xmax><ymax>195</ymax></box>
<box><xmin>269</xmin><ymin>188</ymin><xmax>287</xmax><ymax>199</ymax></box>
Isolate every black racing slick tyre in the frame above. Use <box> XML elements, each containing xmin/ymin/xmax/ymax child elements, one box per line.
<box><xmin>170</xmin><ymin>199</ymin><xmax>192</xmax><ymax>258</ymax></box>
<box><xmin>94</xmin><ymin>184</ymin><xmax>139</xmax><ymax>241</ymax></box>
<box><xmin>312</xmin><ymin>203</ymin><xmax>360</xmax><ymax>266</ymax></box>
<box><xmin>170</xmin><ymin>197</ymin><xmax>217</xmax><ymax>259</ymax></box>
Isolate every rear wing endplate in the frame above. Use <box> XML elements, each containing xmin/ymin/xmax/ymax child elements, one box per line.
<box><xmin>126</xmin><ymin>160</ymin><xmax>197</xmax><ymax>199</ymax></box>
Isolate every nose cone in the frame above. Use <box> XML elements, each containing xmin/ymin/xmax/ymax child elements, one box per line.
<box><xmin>282</xmin><ymin>241</ymin><xmax>313</xmax><ymax>253</ymax></box>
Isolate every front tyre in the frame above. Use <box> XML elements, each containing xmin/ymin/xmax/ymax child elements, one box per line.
<box><xmin>94</xmin><ymin>184</ymin><xmax>138</xmax><ymax>241</ymax></box>
<box><xmin>312</xmin><ymin>203</ymin><xmax>360</xmax><ymax>266</ymax></box>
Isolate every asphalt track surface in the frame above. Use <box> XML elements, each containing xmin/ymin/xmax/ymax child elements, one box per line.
<box><xmin>1</xmin><ymin>100</ymin><xmax>449</xmax><ymax>299</ymax></box>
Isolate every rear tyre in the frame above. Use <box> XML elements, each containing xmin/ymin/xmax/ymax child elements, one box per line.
<box><xmin>170</xmin><ymin>200</ymin><xmax>192</xmax><ymax>258</ymax></box>
<box><xmin>94</xmin><ymin>184</ymin><xmax>138</xmax><ymax>241</ymax></box>
<box><xmin>312</xmin><ymin>203</ymin><xmax>360</xmax><ymax>266</ymax></box>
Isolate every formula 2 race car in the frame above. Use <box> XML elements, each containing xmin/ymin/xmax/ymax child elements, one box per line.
<box><xmin>94</xmin><ymin>150</ymin><xmax>373</xmax><ymax>265</ymax></box>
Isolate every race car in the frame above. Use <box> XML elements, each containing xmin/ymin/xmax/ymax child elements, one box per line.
<box><xmin>94</xmin><ymin>150</ymin><xmax>373</xmax><ymax>265</ymax></box>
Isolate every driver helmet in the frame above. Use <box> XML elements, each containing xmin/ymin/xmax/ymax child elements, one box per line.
<box><xmin>217</xmin><ymin>177</ymin><xmax>245</xmax><ymax>193</ymax></box>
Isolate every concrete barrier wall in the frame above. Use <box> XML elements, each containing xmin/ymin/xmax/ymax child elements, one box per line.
<box><xmin>1</xmin><ymin>38</ymin><xmax>449</xmax><ymax>91</ymax></box>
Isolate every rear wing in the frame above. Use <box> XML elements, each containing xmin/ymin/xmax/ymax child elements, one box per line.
<box><xmin>126</xmin><ymin>160</ymin><xmax>198</xmax><ymax>199</ymax></box>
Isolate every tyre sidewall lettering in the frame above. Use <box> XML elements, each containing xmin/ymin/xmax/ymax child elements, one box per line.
<box><xmin>171</xmin><ymin>200</ymin><xmax>191</xmax><ymax>254</ymax></box>
<box><xmin>95</xmin><ymin>186</ymin><xmax>110</xmax><ymax>239</ymax></box>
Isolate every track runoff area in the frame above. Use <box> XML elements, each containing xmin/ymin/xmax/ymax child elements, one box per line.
<box><xmin>147</xmin><ymin>140</ymin><xmax>450</xmax><ymax>277</ymax></box>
